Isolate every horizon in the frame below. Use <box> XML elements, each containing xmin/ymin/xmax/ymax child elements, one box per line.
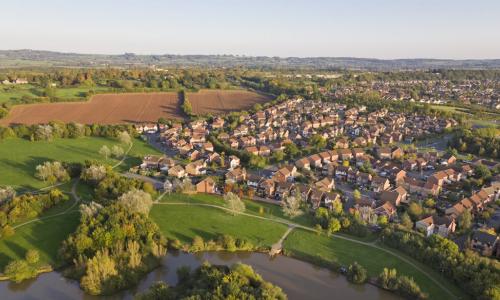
<box><xmin>1</xmin><ymin>0</ymin><xmax>499</xmax><ymax>60</ymax></box>
<box><xmin>3</xmin><ymin>49</ymin><xmax>500</xmax><ymax>61</ymax></box>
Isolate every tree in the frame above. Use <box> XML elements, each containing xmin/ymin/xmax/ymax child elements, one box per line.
<box><xmin>3</xmin><ymin>260</ymin><xmax>37</xmax><ymax>283</ymax></box>
<box><xmin>25</xmin><ymin>249</ymin><xmax>39</xmax><ymax>265</ymax></box>
<box><xmin>0</xmin><ymin>186</ymin><xmax>16</xmax><ymax>204</ymax></box>
<box><xmin>127</xmin><ymin>240</ymin><xmax>141</xmax><ymax>269</ymax></box>
<box><xmin>459</xmin><ymin>209</ymin><xmax>472</xmax><ymax>231</ymax></box>
<box><xmin>80</xmin><ymin>250</ymin><xmax>118</xmax><ymax>295</ymax></box>
<box><xmin>111</xmin><ymin>145</ymin><xmax>124</xmax><ymax>158</ymax></box>
<box><xmin>378</xmin><ymin>268</ymin><xmax>399</xmax><ymax>290</ymax></box>
<box><xmin>346</xmin><ymin>262</ymin><xmax>367</xmax><ymax>284</ymax></box>
<box><xmin>330</xmin><ymin>200</ymin><xmax>343</xmax><ymax>216</ymax></box>
<box><xmin>282</xmin><ymin>195</ymin><xmax>303</xmax><ymax>218</ymax></box>
<box><xmin>99</xmin><ymin>145</ymin><xmax>111</xmax><ymax>160</ymax></box>
<box><xmin>314</xmin><ymin>207</ymin><xmax>329</xmax><ymax>228</ymax></box>
<box><xmin>35</xmin><ymin>161</ymin><xmax>70</xmax><ymax>183</ymax></box>
<box><xmin>401</xmin><ymin>212</ymin><xmax>413</xmax><ymax>230</ymax></box>
<box><xmin>378</xmin><ymin>215</ymin><xmax>389</xmax><ymax>227</ymax></box>
<box><xmin>118</xmin><ymin>189</ymin><xmax>153</xmax><ymax>215</ymax></box>
<box><xmin>327</xmin><ymin>218</ymin><xmax>341</xmax><ymax>235</ymax></box>
<box><xmin>81</xmin><ymin>164</ymin><xmax>107</xmax><ymax>183</ymax></box>
<box><xmin>224</xmin><ymin>192</ymin><xmax>245</xmax><ymax>216</ymax></box>
<box><xmin>117</xmin><ymin>131</ymin><xmax>132</xmax><ymax>145</ymax></box>
<box><xmin>408</xmin><ymin>202</ymin><xmax>423</xmax><ymax>220</ymax></box>
<box><xmin>353</xmin><ymin>189</ymin><xmax>361</xmax><ymax>202</ymax></box>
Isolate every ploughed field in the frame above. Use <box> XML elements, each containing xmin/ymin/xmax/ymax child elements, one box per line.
<box><xmin>188</xmin><ymin>89</ymin><xmax>271</xmax><ymax>115</ymax></box>
<box><xmin>0</xmin><ymin>90</ymin><xmax>271</xmax><ymax>125</ymax></box>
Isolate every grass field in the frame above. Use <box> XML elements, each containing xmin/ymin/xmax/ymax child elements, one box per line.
<box><xmin>150</xmin><ymin>204</ymin><xmax>288</xmax><ymax>247</ymax></box>
<box><xmin>0</xmin><ymin>137</ymin><xmax>161</xmax><ymax>191</ymax></box>
<box><xmin>156</xmin><ymin>193</ymin><xmax>464</xmax><ymax>300</ymax></box>
<box><xmin>0</xmin><ymin>85</ymin><xmax>111</xmax><ymax>105</ymax></box>
<box><xmin>0</xmin><ymin>211</ymin><xmax>80</xmax><ymax>270</ymax></box>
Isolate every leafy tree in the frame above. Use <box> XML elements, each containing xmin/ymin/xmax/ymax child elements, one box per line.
<box><xmin>35</xmin><ymin>161</ymin><xmax>70</xmax><ymax>183</ymax></box>
<box><xmin>401</xmin><ymin>213</ymin><xmax>413</xmax><ymax>230</ymax></box>
<box><xmin>25</xmin><ymin>249</ymin><xmax>40</xmax><ymax>265</ymax></box>
<box><xmin>282</xmin><ymin>195</ymin><xmax>303</xmax><ymax>218</ymax></box>
<box><xmin>99</xmin><ymin>145</ymin><xmax>111</xmax><ymax>160</ymax></box>
<box><xmin>111</xmin><ymin>145</ymin><xmax>124</xmax><ymax>158</ymax></box>
<box><xmin>407</xmin><ymin>202</ymin><xmax>423</xmax><ymax>220</ymax></box>
<box><xmin>117</xmin><ymin>189</ymin><xmax>153</xmax><ymax>215</ymax></box>
<box><xmin>346</xmin><ymin>262</ymin><xmax>367</xmax><ymax>284</ymax></box>
<box><xmin>0</xmin><ymin>186</ymin><xmax>16</xmax><ymax>204</ymax></box>
<box><xmin>3</xmin><ymin>260</ymin><xmax>37</xmax><ymax>283</ymax></box>
<box><xmin>327</xmin><ymin>218</ymin><xmax>341</xmax><ymax>235</ymax></box>
<box><xmin>459</xmin><ymin>209</ymin><xmax>472</xmax><ymax>231</ymax></box>
<box><xmin>353</xmin><ymin>189</ymin><xmax>361</xmax><ymax>202</ymax></box>
<box><xmin>117</xmin><ymin>131</ymin><xmax>132</xmax><ymax>145</ymax></box>
<box><xmin>80</xmin><ymin>250</ymin><xmax>118</xmax><ymax>295</ymax></box>
<box><xmin>223</xmin><ymin>192</ymin><xmax>245</xmax><ymax>216</ymax></box>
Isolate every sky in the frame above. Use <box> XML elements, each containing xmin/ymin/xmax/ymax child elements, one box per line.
<box><xmin>0</xmin><ymin>0</ymin><xmax>499</xmax><ymax>59</ymax></box>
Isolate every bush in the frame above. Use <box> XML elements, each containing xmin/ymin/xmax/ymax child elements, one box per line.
<box><xmin>346</xmin><ymin>262</ymin><xmax>367</xmax><ymax>284</ymax></box>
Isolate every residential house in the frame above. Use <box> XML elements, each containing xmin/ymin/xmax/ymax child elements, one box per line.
<box><xmin>371</xmin><ymin>176</ymin><xmax>391</xmax><ymax>192</ymax></box>
<box><xmin>226</xmin><ymin>167</ymin><xmax>247</xmax><ymax>184</ymax></box>
<box><xmin>471</xmin><ymin>231</ymin><xmax>499</xmax><ymax>256</ymax></box>
<box><xmin>196</xmin><ymin>177</ymin><xmax>217</xmax><ymax>194</ymax></box>
<box><xmin>416</xmin><ymin>215</ymin><xmax>456</xmax><ymax>237</ymax></box>
<box><xmin>168</xmin><ymin>165</ymin><xmax>186</xmax><ymax>178</ymax></box>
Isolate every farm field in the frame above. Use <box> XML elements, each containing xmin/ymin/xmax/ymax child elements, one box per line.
<box><xmin>0</xmin><ymin>89</ymin><xmax>272</xmax><ymax>125</ymax></box>
<box><xmin>0</xmin><ymin>136</ymin><xmax>160</xmax><ymax>191</ymax></box>
<box><xmin>0</xmin><ymin>92</ymin><xmax>182</xmax><ymax>125</ymax></box>
<box><xmin>188</xmin><ymin>89</ymin><xmax>271</xmax><ymax>115</ymax></box>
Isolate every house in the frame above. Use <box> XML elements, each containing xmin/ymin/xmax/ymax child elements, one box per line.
<box><xmin>140</xmin><ymin>155</ymin><xmax>167</xmax><ymax>170</ymax></box>
<box><xmin>258</xmin><ymin>179</ymin><xmax>275</xmax><ymax>198</ymax></box>
<box><xmin>315</xmin><ymin>177</ymin><xmax>335</xmax><ymax>192</ymax></box>
<box><xmin>441</xmin><ymin>154</ymin><xmax>457</xmax><ymax>166</ymax></box>
<box><xmin>168</xmin><ymin>165</ymin><xmax>186</xmax><ymax>178</ymax></box>
<box><xmin>196</xmin><ymin>177</ymin><xmax>217</xmax><ymax>194</ymax></box>
<box><xmin>185</xmin><ymin>160</ymin><xmax>206</xmax><ymax>176</ymax></box>
<box><xmin>309</xmin><ymin>188</ymin><xmax>324</xmax><ymax>209</ymax></box>
<box><xmin>228</xmin><ymin>155</ymin><xmax>240</xmax><ymax>169</ymax></box>
<box><xmin>445</xmin><ymin>202</ymin><xmax>465</xmax><ymax>218</ymax></box>
<box><xmin>275</xmin><ymin>182</ymin><xmax>294</xmax><ymax>200</ymax></box>
<box><xmin>376</xmin><ymin>147</ymin><xmax>392</xmax><ymax>159</ymax></box>
<box><xmin>371</xmin><ymin>176</ymin><xmax>390</xmax><ymax>192</ymax></box>
<box><xmin>338</xmin><ymin>149</ymin><xmax>353</xmax><ymax>161</ymax></box>
<box><xmin>226</xmin><ymin>167</ymin><xmax>247</xmax><ymax>184</ymax></box>
<box><xmin>380</xmin><ymin>186</ymin><xmax>407</xmax><ymax>206</ymax></box>
<box><xmin>203</xmin><ymin>142</ymin><xmax>214</xmax><ymax>152</ymax></box>
<box><xmin>416</xmin><ymin>215</ymin><xmax>456</xmax><ymax>237</ymax></box>
<box><xmin>471</xmin><ymin>230</ymin><xmax>499</xmax><ymax>256</ymax></box>
<box><xmin>323</xmin><ymin>192</ymin><xmax>342</xmax><ymax>209</ymax></box>
<box><xmin>273</xmin><ymin>166</ymin><xmax>297</xmax><ymax>183</ymax></box>
<box><xmin>356</xmin><ymin>172</ymin><xmax>372</xmax><ymax>187</ymax></box>
<box><xmin>296</xmin><ymin>158</ymin><xmax>311</xmax><ymax>170</ymax></box>
<box><xmin>335</xmin><ymin>138</ymin><xmax>349</xmax><ymax>149</ymax></box>
<box><xmin>308</xmin><ymin>154</ymin><xmax>323</xmax><ymax>168</ymax></box>
<box><xmin>374</xmin><ymin>201</ymin><xmax>397</xmax><ymax>220</ymax></box>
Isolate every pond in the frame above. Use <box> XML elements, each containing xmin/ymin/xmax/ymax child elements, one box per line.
<box><xmin>0</xmin><ymin>251</ymin><xmax>402</xmax><ymax>300</ymax></box>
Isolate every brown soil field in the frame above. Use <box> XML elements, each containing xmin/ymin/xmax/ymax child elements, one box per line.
<box><xmin>0</xmin><ymin>92</ymin><xmax>182</xmax><ymax>125</ymax></box>
<box><xmin>0</xmin><ymin>90</ymin><xmax>272</xmax><ymax>125</ymax></box>
<box><xmin>188</xmin><ymin>89</ymin><xmax>271</xmax><ymax>115</ymax></box>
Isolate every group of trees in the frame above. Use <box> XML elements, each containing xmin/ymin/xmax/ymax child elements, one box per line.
<box><xmin>3</xmin><ymin>250</ymin><xmax>41</xmax><ymax>282</ymax></box>
<box><xmin>35</xmin><ymin>161</ymin><xmax>70</xmax><ymax>184</ymax></box>
<box><xmin>59</xmin><ymin>203</ymin><xmax>166</xmax><ymax>295</ymax></box>
<box><xmin>0</xmin><ymin>189</ymin><xmax>67</xmax><ymax>237</ymax></box>
<box><xmin>382</xmin><ymin>226</ymin><xmax>500</xmax><ymax>299</ymax></box>
<box><xmin>378</xmin><ymin>268</ymin><xmax>427</xmax><ymax>299</ymax></box>
<box><xmin>136</xmin><ymin>263</ymin><xmax>286</xmax><ymax>300</ymax></box>
<box><xmin>314</xmin><ymin>203</ymin><xmax>370</xmax><ymax>237</ymax></box>
<box><xmin>179</xmin><ymin>90</ymin><xmax>193</xmax><ymax>116</ymax></box>
<box><xmin>189</xmin><ymin>234</ymin><xmax>255</xmax><ymax>252</ymax></box>
<box><xmin>0</xmin><ymin>122</ymin><xmax>137</xmax><ymax>142</ymax></box>
<box><xmin>449</xmin><ymin>127</ymin><xmax>500</xmax><ymax>159</ymax></box>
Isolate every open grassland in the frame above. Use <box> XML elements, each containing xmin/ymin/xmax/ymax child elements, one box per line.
<box><xmin>150</xmin><ymin>204</ymin><xmax>288</xmax><ymax>247</ymax></box>
<box><xmin>0</xmin><ymin>85</ymin><xmax>111</xmax><ymax>105</ymax></box>
<box><xmin>0</xmin><ymin>137</ymin><xmax>161</xmax><ymax>191</ymax></box>
<box><xmin>284</xmin><ymin>229</ymin><xmax>463</xmax><ymax>300</ymax></box>
<box><xmin>156</xmin><ymin>193</ymin><xmax>463</xmax><ymax>300</ymax></box>
<box><xmin>188</xmin><ymin>89</ymin><xmax>271</xmax><ymax>115</ymax></box>
<box><xmin>0</xmin><ymin>211</ymin><xmax>80</xmax><ymax>270</ymax></box>
<box><xmin>0</xmin><ymin>92</ymin><xmax>182</xmax><ymax>125</ymax></box>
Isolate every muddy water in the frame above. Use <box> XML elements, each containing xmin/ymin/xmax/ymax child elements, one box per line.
<box><xmin>0</xmin><ymin>251</ymin><xmax>401</xmax><ymax>300</ymax></box>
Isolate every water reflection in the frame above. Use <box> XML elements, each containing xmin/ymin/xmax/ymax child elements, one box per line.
<box><xmin>0</xmin><ymin>252</ymin><xmax>402</xmax><ymax>300</ymax></box>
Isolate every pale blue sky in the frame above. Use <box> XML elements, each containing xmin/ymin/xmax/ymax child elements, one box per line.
<box><xmin>0</xmin><ymin>0</ymin><xmax>499</xmax><ymax>59</ymax></box>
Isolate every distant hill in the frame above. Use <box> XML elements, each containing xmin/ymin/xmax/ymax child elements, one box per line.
<box><xmin>0</xmin><ymin>49</ymin><xmax>499</xmax><ymax>70</ymax></box>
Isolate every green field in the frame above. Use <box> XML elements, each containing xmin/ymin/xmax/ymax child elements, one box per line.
<box><xmin>150</xmin><ymin>204</ymin><xmax>288</xmax><ymax>247</ymax></box>
<box><xmin>0</xmin><ymin>137</ymin><xmax>161</xmax><ymax>191</ymax></box>
<box><xmin>284</xmin><ymin>229</ymin><xmax>463</xmax><ymax>300</ymax></box>
<box><xmin>0</xmin><ymin>211</ymin><xmax>80</xmax><ymax>270</ymax></box>
<box><xmin>155</xmin><ymin>193</ymin><xmax>464</xmax><ymax>300</ymax></box>
<box><xmin>0</xmin><ymin>85</ymin><xmax>111</xmax><ymax>105</ymax></box>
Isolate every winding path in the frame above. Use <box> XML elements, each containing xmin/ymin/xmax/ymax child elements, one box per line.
<box><xmin>13</xmin><ymin>142</ymin><xmax>134</xmax><ymax>230</ymax></box>
<box><xmin>154</xmin><ymin>201</ymin><xmax>458</xmax><ymax>299</ymax></box>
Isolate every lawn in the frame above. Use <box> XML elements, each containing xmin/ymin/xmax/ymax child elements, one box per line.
<box><xmin>0</xmin><ymin>211</ymin><xmax>80</xmax><ymax>270</ymax></box>
<box><xmin>284</xmin><ymin>229</ymin><xmax>464</xmax><ymax>300</ymax></box>
<box><xmin>0</xmin><ymin>136</ymin><xmax>161</xmax><ymax>192</ymax></box>
<box><xmin>150</xmin><ymin>204</ymin><xmax>288</xmax><ymax>248</ymax></box>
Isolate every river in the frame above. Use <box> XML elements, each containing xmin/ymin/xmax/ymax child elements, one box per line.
<box><xmin>0</xmin><ymin>251</ymin><xmax>402</xmax><ymax>300</ymax></box>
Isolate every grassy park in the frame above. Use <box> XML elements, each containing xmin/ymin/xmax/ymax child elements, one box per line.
<box><xmin>0</xmin><ymin>136</ymin><xmax>161</xmax><ymax>192</ymax></box>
